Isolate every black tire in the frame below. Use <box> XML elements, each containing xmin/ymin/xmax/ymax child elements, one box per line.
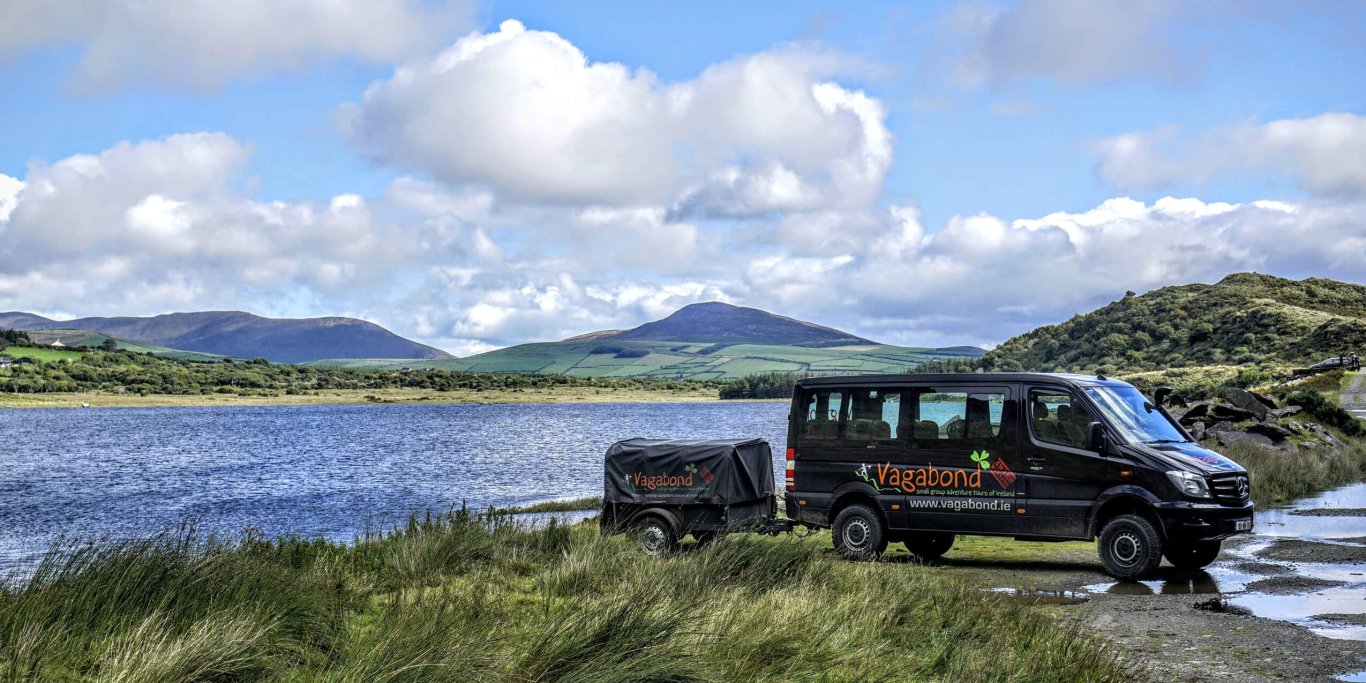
<box><xmin>636</xmin><ymin>516</ymin><xmax>676</xmax><ymax>556</ymax></box>
<box><xmin>832</xmin><ymin>504</ymin><xmax>887</xmax><ymax>561</ymax></box>
<box><xmin>1097</xmin><ymin>514</ymin><xmax>1164</xmax><ymax>580</ymax></box>
<box><xmin>1164</xmin><ymin>539</ymin><xmax>1221</xmax><ymax>570</ymax></box>
<box><xmin>904</xmin><ymin>532</ymin><xmax>955</xmax><ymax>560</ymax></box>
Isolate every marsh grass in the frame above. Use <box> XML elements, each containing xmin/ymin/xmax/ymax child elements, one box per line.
<box><xmin>1223</xmin><ymin>438</ymin><xmax>1366</xmax><ymax>505</ymax></box>
<box><xmin>0</xmin><ymin>508</ymin><xmax>1135</xmax><ymax>682</ymax></box>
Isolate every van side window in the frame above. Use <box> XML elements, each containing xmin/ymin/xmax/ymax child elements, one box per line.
<box><xmin>846</xmin><ymin>389</ymin><xmax>901</xmax><ymax>441</ymax></box>
<box><xmin>1029</xmin><ymin>389</ymin><xmax>1094</xmax><ymax>449</ymax></box>
<box><xmin>802</xmin><ymin>390</ymin><xmax>846</xmax><ymax>439</ymax></box>
<box><xmin>913</xmin><ymin>391</ymin><xmax>1004</xmax><ymax>442</ymax></box>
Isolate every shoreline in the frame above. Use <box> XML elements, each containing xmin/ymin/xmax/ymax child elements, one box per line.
<box><xmin>0</xmin><ymin>386</ymin><xmax>736</xmax><ymax>409</ymax></box>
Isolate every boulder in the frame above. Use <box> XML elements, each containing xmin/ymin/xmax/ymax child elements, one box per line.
<box><xmin>1246</xmin><ymin>422</ymin><xmax>1294</xmax><ymax>440</ymax></box>
<box><xmin>1270</xmin><ymin>405</ymin><xmax>1303</xmax><ymax>419</ymax></box>
<box><xmin>1304</xmin><ymin>423</ymin><xmax>1347</xmax><ymax>450</ymax></box>
<box><xmin>1209</xmin><ymin>403</ymin><xmax>1257</xmax><ymax>423</ymax></box>
<box><xmin>1207</xmin><ymin>421</ymin><xmax>1235</xmax><ymax>434</ymax></box>
<box><xmin>1179</xmin><ymin>402</ymin><xmax>1211</xmax><ymax>425</ymax></box>
<box><xmin>1216</xmin><ymin>430</ymin><xmax>1294</xmax><ymax>453</ymax></box>
<box><xmin>1190</xmin><ymin>421</ymin><xmax>1207</xmax><ymax>441</ymax></box>
<box><xmin>1222</xmin><ymin>389</ymin><xmax>1272</xmax><ymax>421</ymax></box>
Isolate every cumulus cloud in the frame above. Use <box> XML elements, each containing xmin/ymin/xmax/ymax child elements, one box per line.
<box><xmin>762</xmin><ymin>196</ymin><xmax>1366</xmax><ymax>346</ymax></box>
<box><xmin>1097</xmin><ymin>113</ymin><xmax>1366</xmax><ymax>197</ymax></box>
<box><xmin>340</xmin><ymin>20</ymin><xmax>890</xmax><ymax>215</ymax></box>
<box><xmin>3</xmin><ymin>134</ymin><xmax>1363</xmax><ymax>353</ymax></box>
<box><xmin>945</xmin><ymin>0</ymin><xmax>1197</xmax><ymax>89</ymax></box>
<box><xmin>0</xmin><ymin>133</ymin><xmax>442</xmax><ymax>319</ymax></box>
<box><xmin>0</xmin><ymin>0</ymin><xmax>474</xmax><ymax>91</ymax></box>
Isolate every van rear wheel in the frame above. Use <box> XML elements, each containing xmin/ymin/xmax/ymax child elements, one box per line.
<box><xmin>833</xmin><ymin>504</ymin><xmax>886</xmax><ymax>561</ymax></box>
<box><xmin>1098</xmin><ymin>514</ymin><xmax>1163</xmax><ymax>580</ymax></box>
<box><xmin>904</xmin><ymin>532</ymin><xmax>955</xmax><ymax>560</ymax></box>
<box><xmin>1164</xmin><ymin>539</ymin><xmax>1221</xmax><ymax>570</ymax></box>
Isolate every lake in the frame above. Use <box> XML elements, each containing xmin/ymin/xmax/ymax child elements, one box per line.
<box><xmin>0</xmin><ymin>401</ymin><xmax>789</xmax><ymax>573</ymax></box>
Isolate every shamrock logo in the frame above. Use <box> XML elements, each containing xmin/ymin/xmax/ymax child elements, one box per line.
<box><xmin>685</xmin><ymin>463</ymin><xmax>698</xmax><ymax>474</ymax></box>
<box><xmin>970</xmin><ymin>451</ymin><xmax>991</xmax><ymax>470</ymax></box>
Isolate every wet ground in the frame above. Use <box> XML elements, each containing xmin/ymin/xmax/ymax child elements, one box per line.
<box><xmin>903</xmin><ymin>482</ymin><xmax>1366</xmax><ymax>682</ymax></box>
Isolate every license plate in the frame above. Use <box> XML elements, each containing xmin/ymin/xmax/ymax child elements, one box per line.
<box><xmin>1235</xmin><ymin>519</ymin><xmax>1253</xmax><ymax>531</ymax></box>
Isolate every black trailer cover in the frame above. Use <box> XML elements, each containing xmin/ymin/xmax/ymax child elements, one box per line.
<box><xmin>604</xmin><ymin>438</ymin><xmax>774</xmax><ymax>505</ymax></box>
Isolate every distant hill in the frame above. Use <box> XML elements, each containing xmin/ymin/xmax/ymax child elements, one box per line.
<box><xmin>605</xmin><ymin>302</ymin><xmax>874</xmax><ymax>346</ymax></box>
<box><xmin>0</xmin><ymin>311</ymin><xmax>453</xmax><ymax>364</ymax></box>
<box><xmin>312</xmin><ymin>302</ymin><xmax>984</xmax><ymax>380</ymax></box>
<box><xmin>982</xmin><ymin>273</ymin><xmax>1366</xmax><ymax>373</ymax></box>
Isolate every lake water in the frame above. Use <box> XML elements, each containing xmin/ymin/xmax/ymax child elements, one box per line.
<box><xmin>0</xmin><ymin>401</ymin><xmax>790</xmax><ymax>573</ymax></box>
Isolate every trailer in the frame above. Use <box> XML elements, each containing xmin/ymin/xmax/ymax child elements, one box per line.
<box><xmin>601</xmin><ymin>437</ymin><xmax>796</xmax><ymax>554</ymax></box>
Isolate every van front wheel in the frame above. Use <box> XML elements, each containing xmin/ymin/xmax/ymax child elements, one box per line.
<box><xmin>833</xmin><ymin>504</ymin><xmax>887</xmax><ymax>561</ymax></box>
<box><xmin>1098</xmin><ymin>514</ymin><xmax>1163</xmax><ymax>580</ymax></box>
<box><xmin>1164</xmin><ymin>540</ymin><xmax>1221</xmax><ymax>570</ymax></box>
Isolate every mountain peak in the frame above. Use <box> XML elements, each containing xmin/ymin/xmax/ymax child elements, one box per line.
<box><xmin>604</xmin><ymin>301</ymin><xmax>876</xmax><ymax>347</ymax></box>
<box><xmin>0</xmin><ymin>311</ymin><xmax>452</xmax><ymax>363</ymax></box>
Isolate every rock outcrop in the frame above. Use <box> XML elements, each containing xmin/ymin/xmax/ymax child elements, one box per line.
<box><xmin>1171</xmin><ymin>389</ymin><xmax>1344</xmax><ymax>454</ymax></box>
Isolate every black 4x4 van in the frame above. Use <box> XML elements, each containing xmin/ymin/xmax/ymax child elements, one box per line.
<box><xmin>784</xmin><ymin>373</ymin><xmax>1253</xmax><ymax>579</ymax></box>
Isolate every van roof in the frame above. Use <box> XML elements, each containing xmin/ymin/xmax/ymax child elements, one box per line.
<box><xmin>794</xmin><ymin>372</ymin><xmax>1130</xmax><ymax>389</ymax></box>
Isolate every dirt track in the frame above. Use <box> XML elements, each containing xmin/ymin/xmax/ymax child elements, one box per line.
<box><xmin>1343</xmin><ymin>371</ymin><xmax>1366</xmax><ymax>420</ymax></box>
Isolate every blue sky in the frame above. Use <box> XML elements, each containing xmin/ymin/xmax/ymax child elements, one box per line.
<box><xmin>1</xmin><ymin>1</ymin><xmax>1364</xmax><ymax>353</ymax></box>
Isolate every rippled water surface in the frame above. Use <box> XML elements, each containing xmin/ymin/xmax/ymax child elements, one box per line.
<box><xmin>0</xmin><ymin>402</ymin><xmax>789</xmax><ymax>572</ymax></box>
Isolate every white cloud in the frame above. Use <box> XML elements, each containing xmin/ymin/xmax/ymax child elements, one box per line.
<box><xmin>945</xmin><ymin>0</ymin><xmax>1196</xmax><ymax>89</ymax></box>
<box><xmin>0</xmin><ymin>0</ymin><xmax>475</xmax><ymax>91</ymax></box>
<box><xmin>340</xmin><ymin>20</ymin><xmax>890</xmax><ymax>215</ymax></box>
<box><xmin>1097</xmin><ymin>113</ymin><xmax>1366</xmax><ymax>197</ymax></box>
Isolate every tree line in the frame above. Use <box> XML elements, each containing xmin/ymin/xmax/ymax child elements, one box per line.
<box><xmin>0</xmin><ymin>347</ymin><xmax>714</xmax><ymax>396</ymax></box>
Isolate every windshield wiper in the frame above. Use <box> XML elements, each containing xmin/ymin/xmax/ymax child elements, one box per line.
<box><xmin>1143</xmin><ymin>438</ymin><xmax>1187</xmax><ymax>444</ymax></box>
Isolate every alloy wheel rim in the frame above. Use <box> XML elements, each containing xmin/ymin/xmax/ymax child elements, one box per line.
<box><xmin>845</xmin><ymin>518</ymin><xmax>870</xmax><ymax>550</ymax></box>
<box><xmin>1112</xmin><ymin>531</ymin><xmax>1141</xmax><ymax>566</ymax></box>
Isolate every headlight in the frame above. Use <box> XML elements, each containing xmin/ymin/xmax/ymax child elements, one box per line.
<box><xmin>1166</xmin><ymin>470</ymin><xmax>1211</xmax><ymax>498</ymax></box>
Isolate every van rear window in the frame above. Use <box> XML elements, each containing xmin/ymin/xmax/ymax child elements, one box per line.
<box><xmin>801</xmin><ymin>390</ymin><xmax>846</xmax><ymax>439</ymax></box>
<box><xmin>913</xmin><ymin>391</ymin><xmax>1004</xmax><ymax>442</ymax></box>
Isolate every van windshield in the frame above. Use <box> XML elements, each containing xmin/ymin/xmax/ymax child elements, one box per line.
<box><xmin>1083</xmin><ymin>385</ymin><xmax>1188</xmax><ymax>444</ymax></box>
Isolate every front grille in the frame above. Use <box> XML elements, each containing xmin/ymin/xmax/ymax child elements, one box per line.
<box><xmin>1209</xmin><ymin>473</ymin><xmax>1251</xmax><ymax>505</ymax></box>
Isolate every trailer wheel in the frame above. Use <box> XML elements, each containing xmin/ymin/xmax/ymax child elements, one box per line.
<box><xmin>1098</xmin><ymin>514</ymin><xmax>1163</xmax><ymax>580</ymax></box>
<box><xmin>833</xmin><ymin>504</ymin><xmax>886</xmax><ymax>561</ymax></box>
<box><xmin>904</xmin><ymin>532</ymin><xmax>954</xmax><ymax>561</ymax></box>
<box><xmin>1164</xmin><ymin>539</ymin><xmax>1221</xmax><ymax>570</ymax></box>
<box><xmin>636</xmin><ymin>516</ymin><xmax>676</xmax><ymax>556</ymax></box>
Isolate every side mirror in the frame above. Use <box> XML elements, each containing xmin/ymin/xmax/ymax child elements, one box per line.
<box><xmin>1086</xmin><ymin>422</ymin><xmax>1107</xmax><ymax>452</ymax></box>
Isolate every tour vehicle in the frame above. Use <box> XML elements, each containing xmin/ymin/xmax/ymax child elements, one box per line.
<box><xmin>784</xmin><ymin>373</ymin><xmax>1254</xmax><ymax>579</ymax></box>
<box><xmin>600</xmin><ymin>437</ymin><xmax>794</xmax><ymax>554</ymax></box>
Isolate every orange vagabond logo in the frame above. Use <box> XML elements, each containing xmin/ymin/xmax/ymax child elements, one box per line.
<box><xmin>856</xmin><ymin>451</ymin><xmax>1015</xmax><ymax>494</ymax></box>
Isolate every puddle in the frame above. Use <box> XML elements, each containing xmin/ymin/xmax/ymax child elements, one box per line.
<box><xmin>1208</xmin><ymin>482</ymin><xmax>1366</xmax><ymax>640</ymax></box>
<box><xmin>986</xmin><ymin>587</ymin><xmax>1090</xmax><ymax>605</ymax></box>
<box><xmin>1086</xmin><ymin>570</ymin><xmax>1232</xmax><ymax>596</ymax></box>
<box><xmin>1338</xmin><ymin>671</ymin><xmax>1366</xmax><ymax>682</ymax></box>
<box><xmin>1253</xmin><ymin>483</ymin><xmax>1366</xmax><ymax>539</ymax></box>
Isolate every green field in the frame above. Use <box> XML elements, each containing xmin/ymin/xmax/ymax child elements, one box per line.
<box><xmin>2</xmin><ymin>346</ymin><xmax>86</xmax><ymax>362</ymax></box>
<box><xmin>308</xmin><ymin>340</ymin><xmax>983</xmax><ymax>380</ymax></box>
<box><xmin>15</xmin><ymin>329</ymin><xmax>227</xmax><ymax>362</ymax></box>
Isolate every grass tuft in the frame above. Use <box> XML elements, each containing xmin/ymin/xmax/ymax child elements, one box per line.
<box><xmin>0</xmin><ymin>509</ymin><xmax>1134</xmax><ymax>682</ymax></box>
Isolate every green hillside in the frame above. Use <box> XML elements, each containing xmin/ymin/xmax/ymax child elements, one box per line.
<box><xmin>310</xmin><ymin>301</ymin><xmax>984</xmax><ymax>379</ymax></box>
<box><xmin>982</xmin><ymin>273</ymin><xmax>1366</xmax><ymax>374</ymax></box>
<box><xmin>310</xmin><ymin>340</ymin><xmax>983</xmax><ymax>380</ymax></box>
<box><xmin>18</xmin><ymin>328</ymin><xmax>228</xmax><ymax>362</ymax></box>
